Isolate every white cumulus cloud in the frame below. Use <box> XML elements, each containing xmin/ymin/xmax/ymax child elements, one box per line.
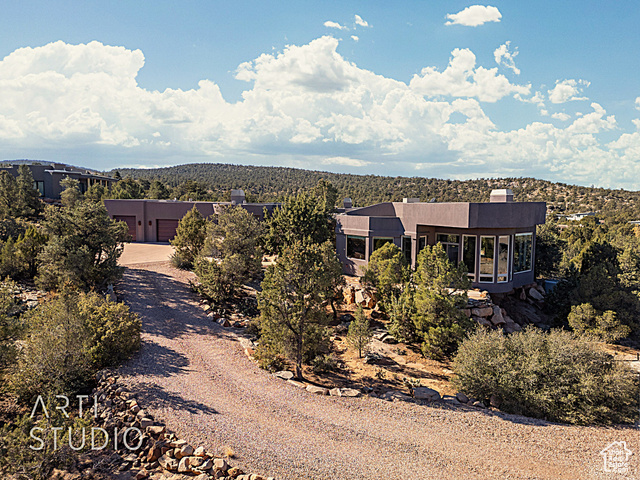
<box><xmin>551</xmin><ymin>112</ymin><xmax>571</xmax><ymax>121</ymax></box>
<box><xmin>445</xmin><ymin>5</ymin><xmax>502</xmax><ymax>27</ymax></box>
<box><xmin>354</xmin><ymin>14</ymin><xmax>369</xmax><ymax>27</ymax></box>
<box><xmin>324</xmin><ymin>20</ymin><xmax>347</xmax><ymax>30</ymax></box>
<box><xmin>494</xmin><ymin>42</ymin><xmax>520</xmax><ymax>75</ymax></box>
<box><xmin>410</xmin><ymin>48</ymin><xmax>530</xmax><ymax>102</ymax></box>
<box><xmin>351</xmin><ymin>35</ymin><xmax>359</xmax><ymax>42</ymax></box>
<box><xmin>548</xmin><ymin>79</ymin><xmax>590</xmax><ymax>104</ymax></box>
<box><xmin>1</xmin><ymin>38</ymin><xmax>640</xmax><ymax>188</ymax></box>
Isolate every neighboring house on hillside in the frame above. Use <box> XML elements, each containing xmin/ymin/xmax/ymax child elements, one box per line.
<box><xmin>104</xmin><ymin>190</ymin><xmax>278</xmax><ymax>242</ymax></box>
<box><xmin>335</xmin><ymin>189</ymin><xmax>546</xmax><ymax>293</ymax></box>
<box><xmin>566</xmin><ymin>211</ymin><xmax>596</xmax><ymax>221</ymax></box>
<box><xmin>0</xmin><ymin>160</ymin><xmax>115</xmax><ymax>200</ymax></box>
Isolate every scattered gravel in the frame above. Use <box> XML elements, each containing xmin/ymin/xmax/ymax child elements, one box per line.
<box><xmin>117</xmin><ymin>261</ymin><xmax>639</xmax><ymax>480</ymax></box>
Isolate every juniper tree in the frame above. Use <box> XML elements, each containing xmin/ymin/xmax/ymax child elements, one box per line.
<box><xmin>258</xmin><ymin>240</ymin><xmax>342</xmax><ymax>378</ymax></box>
<box><xmin>413</xmin><ymin>243</ymin><xmax>473</xmax><ymax>360</ymax></box>
<box><xmin>170</xmin><ymin>206</ymin><xmax>208</xmax><ymax>268</ymax></box>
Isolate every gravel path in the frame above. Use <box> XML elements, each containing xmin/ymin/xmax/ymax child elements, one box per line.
<box><xmin>118</xmin><ymin>261</ymin><xmax>639</xmax><ymax>480</ymax></box>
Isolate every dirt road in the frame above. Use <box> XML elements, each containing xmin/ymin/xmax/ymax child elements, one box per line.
<box><xmin>117</xmin><ymin>260</ymin><xmax>638</xmax><ymax>480</ymax></box>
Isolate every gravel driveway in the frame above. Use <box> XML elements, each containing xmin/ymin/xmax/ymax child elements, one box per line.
<box><xmin>118</xmin><ymin>261</ymin><xmax>639</xmax><ymax>480</ymax></box>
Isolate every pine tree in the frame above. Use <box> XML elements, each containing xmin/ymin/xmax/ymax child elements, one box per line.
<box><xmin>15</xmin><ymin>165</ymin><xmax>43</xmax><ymax>219</ymax></box>
<box><xmin>347</xmin><ymin>306</ymin><xmax>372</xmax><ymax>358</ymax></box>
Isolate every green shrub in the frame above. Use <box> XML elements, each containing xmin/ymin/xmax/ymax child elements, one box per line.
<box><xmin>311</xmin><ymin>353</ymin><xmax>339</xmax><ymax>374</ymax></box>
<box><xmin>452</xmin><ymin>328</ymin><xmax>639</xmax><ymax>425</ymax></box>
<box><xmin>387</xmin><ymin>286</ymin><xmax>416</xmax><ymax>343</ymax></box>
<box><xmin>362</xmin><ymin>242</ymin><xmax>408</xmax><ymax>308</ymax></box>
<box><xmin>10</xmin><ymin>292</ymin><xmax>140</xmax><ymax>401</ymax></box>
<box><xmin>78</xmin><ymin>292</ymin><xmax>141</xmax><ymax>369</ymax></box>
<box><xmin>170</xmin><ymin>206</ymin><xmax>208</xmax><ymax>269</ymax></box>
<box><xmin>413</xmin><ymin>244</ymin><xmax>473</xmax><ymax>360</ymax></box>
<box><xmin>253</xmin><ymin>342</ymin><xmax>287</xmax><ymax>372</ymax></box>
<box><xmin>567</xmin><ymin>302</ymin><xmax>630</xmax><ymax>342</ymax></box>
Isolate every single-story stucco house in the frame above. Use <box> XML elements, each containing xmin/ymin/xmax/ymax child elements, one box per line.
<box><xmin>334</xmin><ymin>189</ymin><xmax>546</xmax><ymax>293</ymax></box>
<box><xmin>104</xmin><ymin>187</ymin><xmax>545</xmax><ymax>294</ymax></box>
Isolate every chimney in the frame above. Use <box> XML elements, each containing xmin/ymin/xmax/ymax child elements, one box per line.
<box><xmin>490</xmin><ymin>189</ymin><xmax>514</xmax><ymax>203</ymax></box>
<box><xmin>403</xmin><ymin>197</ymin><xmax>420</xmax><ymax>203</ymax></box>
<box><xmin>343</xmin><ymin>198</ymin><xmax>353</xmax><ymax>209</ymax></box>
<box><xmin>230</xmin><ymin>189</ymin><xmax>245</xmax><ymax>205</ymax></box>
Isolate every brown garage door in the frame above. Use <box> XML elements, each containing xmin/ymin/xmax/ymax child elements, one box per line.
<box><xmin>157</xmin><ymin>219</ymin><xmax>179</xmax><ymax>242</ymax></box>
<box><xmin>113</xmin><ymin>215</ymin><xmax>136</xmax><ymax>242</ymax></box>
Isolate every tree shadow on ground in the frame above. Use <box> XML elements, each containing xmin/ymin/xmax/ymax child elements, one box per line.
<box><xmin>128</xmin><ymin>381</ymin><xmax>218</xmax><ymax>416</ymax></box>
<box><xmin>122</xmin><ymin>340</ymin><xmax>190</xmax><ymax>378</ymax></box>
<box><xmin>117</xmin><ymin>266</ymin><xmax>239</xmax><ymax>343</ymax></box>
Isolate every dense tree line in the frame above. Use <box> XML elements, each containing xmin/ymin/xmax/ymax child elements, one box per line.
<box><xmin>108</xmin><ymin>163</ymin><xmax>640</xmax><ymax>217</ymax></box>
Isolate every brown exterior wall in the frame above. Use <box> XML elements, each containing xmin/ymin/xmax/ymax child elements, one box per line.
<box><xmin>104</xmin><ymin>199</ymin><xmax>278</xmax><ymax>243</ymax></box>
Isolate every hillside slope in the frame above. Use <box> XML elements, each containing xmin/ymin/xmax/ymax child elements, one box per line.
<box><xmin>110</xmin><ymin>163</ymin><xmax>638</xmax><ymax>217</ymax></box>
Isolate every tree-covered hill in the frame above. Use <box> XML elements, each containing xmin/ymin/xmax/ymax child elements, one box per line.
<box><xmin>110</xmin><ymin>163</ymin><xmax>640</xmax><ymax>218</ymax></box>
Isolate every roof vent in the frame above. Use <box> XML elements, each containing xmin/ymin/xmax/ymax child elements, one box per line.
<box><xmin>490</xmin><ymin>189</ymin><xmax>514</xmax><ymax>203</ymax></box>
<box><xmin>343</xmin><ymin>198</ymin><xmax>352</xmax><ymax>209</ymax></box>
<box><xmin>403</xmin><ymin>197</ymin><xmax>420</xmax><ymax>203</ymax></box>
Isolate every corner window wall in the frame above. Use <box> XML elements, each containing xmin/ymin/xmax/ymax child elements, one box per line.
<box><xmin>372</xmin><ymin>237</ymin><xmax>393</xmax><ymax>252</ymax></box>
<box><xmin>479</xmin><ymin>236</ymin><xmax>495</xmax><ymax>282</ymax></box>
<box><xmin>436</xmin><ymin>233</ymin><xmax>460</xmax><ymax>265</ymax></box>
<box><xmin>497</xmin><ymin>235</ymin><xmax>510</xmax><ymax>283</ymax></box>
<box><xmin>462</xmin><ymin>235</ymin><xmax>477</xmax><ymax>280</ymax></box>
<box><xmin>514</xmin><ymin>233</ymin><xmax>533</xmax><ymax>273</ymax></box>
<box><xmin>346</xmin><ymin>235</ymin><xmax>366</xmax><ymax>260</ymax></box>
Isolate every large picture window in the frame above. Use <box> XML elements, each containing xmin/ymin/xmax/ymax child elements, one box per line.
<box><xmin>498</xmin><ymin>235</ymin><xmax>510</xmax><ymax>282</ymax></box>
<box><xmin>514</xmin><ymin>233</ymin><xmax>533</xmax><ymax>273</ymax></box>
<box><xmin>372</xmin><ymin>237</ymin><xmax>393</xmax><ymax>252</ymax></box>
<box><xmin>436</xmin><ymin>233</ymin><xmax>460</xmax><ymax>265</ymax></box>
<box><xmin>33</xmin><ymin>181</ymin><xmax>44</xmax><ymax>197</ymax></box>
<box><xmin>346</xmin><ymin>236</ymin><xmax>366</xmax><ymax>260</ymax></box>
<box><xmin>462</xmin><ymin>235</ymin><xmax>476</xmax><ymax>280</ymax></box>
<box><xmin>402</xmin><ymin>236</ymin><xmax>412</xmax><ymax>264</ymax></box>
<box><xmin>480</xmin><ymin>236</ymin><xmax>495</xmax><ymax>283</ymax></box>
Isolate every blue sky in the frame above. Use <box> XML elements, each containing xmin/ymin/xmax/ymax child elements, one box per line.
<box><xmin>2</xmin><ymin>1</ymin><xmax>640</xmax><ymax>189</ymax></box>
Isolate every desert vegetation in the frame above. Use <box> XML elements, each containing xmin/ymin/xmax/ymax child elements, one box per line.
<box><xmin>0</xmin><ymin>174</ymin><xmax>140</xmax><ymax>478</ymax></box>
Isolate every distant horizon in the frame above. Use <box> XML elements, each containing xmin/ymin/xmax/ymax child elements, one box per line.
<box><xmin>2</xmin><ymin>2</ymin><xmax>640</xmax><ymax>189</ymax></box>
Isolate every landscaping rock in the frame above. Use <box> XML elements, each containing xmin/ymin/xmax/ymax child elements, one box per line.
<box><xmin>529</xmin><ymin>288</ymin><xmax>544</xmax><ymax>301</ymax></box>
<box><xmin>287</xmin><ymin>379</ymin><xmax>306</xmax><ymax>388</ymax></box>
<box><xmin>306</xmin><ymin>385</ymin><xmax>329</xmax><ymax>395</ymax></box>
<box><xmin>471</xmin><ymin>306</ymin><xmax>493</xmax><ymax>318</ymax></box>
<box><xmin>413</xmin><ymin>387</ymin><xmax>441</xmax><ymax>402</ymax></box>
<box><xmin>217</xmin><ymin>318</ymin><xmax>231</xmax><ymax>327</ymax></box>
<box><xmin>274</xmin><ymin>371</ymin><xmax>294</xmax><ymax>380</ymax></box>
<box><xmin>158</xmin><ymin>454</ymin><xmax>178</xmax><ymax>471</ymax></box>
<box><xmin>455</xmin><ymin>392</ymin><xmax>469</xmax><ymax>404</ymax></box>
<box><xmin>490</xmin><ymin>306</ymin><xmax>506</xmax><ymax>325</ymax></box>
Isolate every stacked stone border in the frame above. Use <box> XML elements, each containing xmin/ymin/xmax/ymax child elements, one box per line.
<box><xmin>86</xmin><ymin>371</ymin><xmax>275</xmax><ymax>480</ymax></box>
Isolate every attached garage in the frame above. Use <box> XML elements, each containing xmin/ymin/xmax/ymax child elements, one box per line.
<box><xmin>157</xmin><ymin>219</ymin><xmax>179</xmax><ymax>242</ymax></box>
<box><xmin>113</xmin><ymin>215</ymin><xmax>136</xmax><ymax>242</ymax></box>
